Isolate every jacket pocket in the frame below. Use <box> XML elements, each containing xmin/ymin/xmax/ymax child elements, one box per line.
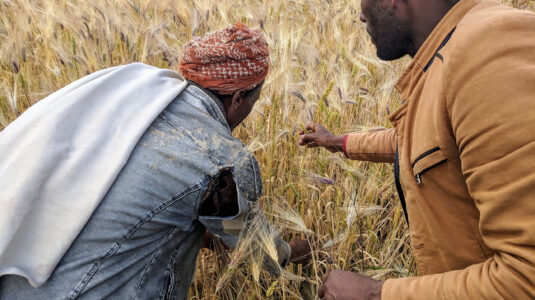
<box><xmin>412</xmin><ymin>147</ymin><xmax>447</xmax><ymax>186</ymax></box>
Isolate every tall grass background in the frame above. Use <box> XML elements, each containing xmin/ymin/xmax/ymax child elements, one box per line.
<box><xmin>1</xmin><ymin>0</ymin><xmax>533</xmax><ymax>298</ymax></box>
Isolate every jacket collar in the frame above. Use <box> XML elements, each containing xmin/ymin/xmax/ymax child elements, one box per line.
<box><xmin>395</xmin><ymin>0</ymin><xmax>480</xmax><ymax>99</ymax></box>
<box><xmin>186</xmin><ymin>82</ymin><xmax>231</xmax><ymax>131</ymax></box>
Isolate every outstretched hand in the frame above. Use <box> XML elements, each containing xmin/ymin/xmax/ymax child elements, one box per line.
<box><xmin>289</xmin><ymin>238</ymin><xmax>312</xmax><ymax>265</ymax></box>
<box><xmin>297</xmin><ymin>123</ymin><xmax>345</xmax><ymax>153</ymax></box>
<box><xmin>318</xmin><ymin>270</ymin><xmax>383</xmax><ymax>300</ymax></box>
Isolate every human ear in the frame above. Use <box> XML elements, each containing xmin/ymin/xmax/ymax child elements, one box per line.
<box><xmin>231</xmin><ymin>90</ymin><xmax>246</xmax><ymax>110</ymax></box>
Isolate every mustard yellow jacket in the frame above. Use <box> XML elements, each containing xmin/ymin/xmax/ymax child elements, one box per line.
<box><xmin>345</xmin><ymin>0</ymin><xmax>535</xmax><ymax>298</ymax></box>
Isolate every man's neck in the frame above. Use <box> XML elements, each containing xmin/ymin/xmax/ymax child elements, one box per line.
<box><xmin>408</xmin><ymin>0</ymin><xmax>459</xmax><ymax>57</ymax></box>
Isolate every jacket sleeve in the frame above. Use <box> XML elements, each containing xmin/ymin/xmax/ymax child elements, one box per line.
<box><xmin>382</xmin><ymin>8</ymin><xmax>535</xmax><ymax>300</ymax></box>
<box><xmin>344</xmin><ymin>128</ymin><xmax>397</xmax><ymax>163</ymax></box>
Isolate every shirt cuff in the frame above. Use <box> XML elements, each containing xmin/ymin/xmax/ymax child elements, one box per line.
<box><xmin>342</xmin><ymin>135</ymin><xmax>349</xmax><ymax>158</ymax></box>
<box><xmin>278</xmin><ymin>240</ymin><xmax>292</xmax><ymax>268</ymax></box>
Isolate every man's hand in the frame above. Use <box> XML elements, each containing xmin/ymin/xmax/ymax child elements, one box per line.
<box><xmin>289</xmin><ymin>238</ymin><xmax>312</xmax><ymax>265</ymax></box>
<box><xmin>318</xmin><ymin>270</ymin><xmax>383</xmax><ymax>300</ymax></box>
<box><xmin>297</xmin><ymin>123</ymin><xmax>345</xmax><ymax>153</ymax></box>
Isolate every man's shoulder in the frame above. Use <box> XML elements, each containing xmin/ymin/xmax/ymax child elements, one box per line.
<box><xmin>162</xmin><ymin>87</ymin><xmax>258</xmax><ymax>174</ymax></box>
<box><xmin>440</xmin><ymin>2</ymin><xmax>534</xmax><ymax>78</ymax></box>
<box><xmin>453</xmin><ymin>2</ymin><xmax>534</xmax><ymax>47</ymax></box>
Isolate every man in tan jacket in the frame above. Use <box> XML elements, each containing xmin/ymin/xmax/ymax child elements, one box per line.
<box><xmin>299</xmin><ymin>0</ymin><xmax>535</xmax><ymax>299</ymax></box>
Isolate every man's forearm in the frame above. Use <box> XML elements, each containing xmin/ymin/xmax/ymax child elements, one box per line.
<box><xmin>344</xmin><ymin>128</ymin><xmax>396</xmax><ymax>162</ymax></box>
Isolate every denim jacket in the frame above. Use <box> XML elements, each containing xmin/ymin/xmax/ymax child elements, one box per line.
<box><xmin>0</xmin><ymin>83</ymin><xmax>290</xmax><ymax>299</ymax></box>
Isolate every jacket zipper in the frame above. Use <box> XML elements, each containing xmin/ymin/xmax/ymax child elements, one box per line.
<box><xmin>412</xmin><ymin>147</ymin><xmax>444</xmax><ymax>186</ymax></box>
<box><xmin>415</xmin><ymin>174</ymin><xmax>422</xmax><ymax>186</ymax></box>
<box><xmin>394</xmin><ymin>145</ymin><xmax>409</xmax><ymax>226</ymax></box>
<box><xmin>411</xmin><ymin>147</ymin><xmax>440</xmax><ymax>168</ymax></box>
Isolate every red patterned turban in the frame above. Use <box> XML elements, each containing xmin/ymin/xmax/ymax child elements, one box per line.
<box><xmin>179</xmin><ymin>23</ymin><xmax>270</xmax><ymax>95</ymax></box>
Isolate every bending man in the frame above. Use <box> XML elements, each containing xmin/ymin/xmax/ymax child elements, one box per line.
<box><xmin>0</xmin><ymin>23</ymin><xmax>306</xmax><ymax>299</ymax></box>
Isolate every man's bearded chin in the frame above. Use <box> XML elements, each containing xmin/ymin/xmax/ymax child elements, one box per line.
<box><xmin>373</xmin><ymin>17</ymin><xmax>413</xmax><ymax>61</ymax></box>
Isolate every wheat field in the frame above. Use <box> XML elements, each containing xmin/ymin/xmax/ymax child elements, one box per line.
<box><xmin>1</xmin><ymin>0</ymin><xmax>533</xmax><ymax>299</ymax></box>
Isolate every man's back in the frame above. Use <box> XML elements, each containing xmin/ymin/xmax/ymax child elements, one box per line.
<box><xmin>0</xmin><ymin>84</ymin><xmax>262</xmax><ymax>299</ymax></box>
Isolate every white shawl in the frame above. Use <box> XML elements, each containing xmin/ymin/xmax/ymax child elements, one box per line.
<box><xmin>0</xmin><ymin>63</ymin><xmax>188</xmax><ymax>287</ymax></box>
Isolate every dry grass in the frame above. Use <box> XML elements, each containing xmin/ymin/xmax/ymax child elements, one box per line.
<box><xmin>1</xmin><ymin>0</ymin><xmax>533</xmax><ymax>299</ymax></box>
